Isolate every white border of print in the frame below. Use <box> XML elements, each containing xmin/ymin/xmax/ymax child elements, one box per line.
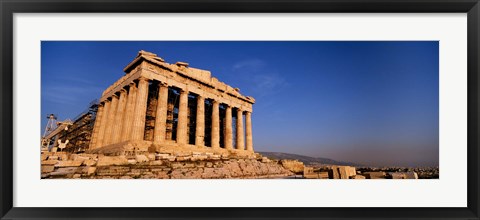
<box><xmin>13</xmin><ymin>13</ymin><xmax>466</xmax><ymax>207</ymax></box>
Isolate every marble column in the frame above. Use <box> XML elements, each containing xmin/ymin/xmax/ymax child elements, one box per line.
<box><xmin>245</xmin><ymin>111</ymin><xmax>253</xmax><ymax>151</ymax></box>
<box><xmin>121</xmin><ymin>82</ymin><xmax>137</xmax><ymax>142</ymax></box>
<box><xmin>224</xmin><ymin>105</ymin><xmax>233</xmax><ymax>150</ymax></box>
<box><xmin>89</xmin><ymin>103</ymin><xmax>104</xmax><ymax>149</ymax></box>
<box><xmin>96</xmin><ymin>100</ymin><xmax>110</xmax><ymax>148</ymax></box>
<box><xmin>131</xmin><ymin>77</ymin><xmax>149</xmax><ymax>141</ymax></box>
<box><xmin>195</xmin><ymin>95</ymin><xmax>205</xmax><ymax>146</ymax></box>
<box><xmin>104</xmin><ymin>94</ymin><xmax>118</xmax><ymax>145</ymax></box>
<box><xmin>153</xmin><ymin>82</ymin><xmax>169</xmax><ymax>144</ymax></box>
<box><xmin>236</xmin><ymin>108</ymin><xmax>244</xmax><ymax>150</ymax></box>
<box><xmin>211</xmin><ymin>100</ymin><xmax>220</xmax><ymax>149</ymax></box>
<box><xmin>176</xmin><ymin>89</ymin><xmax>189</xmax><ymax>144</ymax></box>
<box><xmin>111</xmin><ymin>89</ymin><xmax>127</xmax><ymax>144</ymax></box>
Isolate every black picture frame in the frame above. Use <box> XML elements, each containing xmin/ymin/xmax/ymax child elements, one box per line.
<box><xmin>1</xmin><ymin>0</ymin><xmax>479</xmax><ymax>219</ymax></box>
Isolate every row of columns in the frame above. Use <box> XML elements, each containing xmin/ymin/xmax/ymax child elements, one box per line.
<box><xmin>90</xmin><ymin>76</ymin><xmax>253</xmax><ymax>151</ymax></box>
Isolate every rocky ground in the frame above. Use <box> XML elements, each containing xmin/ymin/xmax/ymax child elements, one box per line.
<box><xmin>41</xmin><ymin>151</ymin><xmax>293</xmax><ymax>179</ymax></box>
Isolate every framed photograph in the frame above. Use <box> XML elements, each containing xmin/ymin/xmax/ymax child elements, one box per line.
<box><xmin>1</xmin><ymin>0</ymin><xmax>479</xmax><ymax>219</ymax></box>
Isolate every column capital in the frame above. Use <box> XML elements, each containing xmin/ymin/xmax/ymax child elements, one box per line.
<box><xmin>111</xmin><ymin>93</ymin><xmax>119</xmax><ymax>98</ymax></box>
<box><xmin>129</xmin><ymin>82</ymin><xmax>136</xmax><ymax>87</ymax></box>
<box><xmin>119</xmin><ymin>88</ymin><xmax>128</xmax><ymax>94</ymax></box>
<box><xmin>179</xmin><ymin>88</ymin><xmax>189</xmax><ymax>94</ymax></box>
<box><xmin>158</xmin><ymin>81</ymin><xmax>168</xmax><ymax>88</ymax></box>
<box><xmin>138</xmin><ymin>76</ymin><xmax>149</xmax><ymax>83</ymax></box>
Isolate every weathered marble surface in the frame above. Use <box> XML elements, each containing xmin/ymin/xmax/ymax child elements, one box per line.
<box><xmin>41</xmin><ymin>151</ymin><xmax>292</xmax><ymax>179</ymax></box>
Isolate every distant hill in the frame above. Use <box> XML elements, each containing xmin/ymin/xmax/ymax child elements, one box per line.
<box><xmin>258</xmin><ymin>151</ymin><xmax>361</xmax><ymax>166</ymax></box>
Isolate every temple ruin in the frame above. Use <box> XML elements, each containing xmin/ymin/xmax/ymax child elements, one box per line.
<box><xmin>88</xmin><ymin>50</ymin><xmax>255</xmax><ymax>155</ymax></box>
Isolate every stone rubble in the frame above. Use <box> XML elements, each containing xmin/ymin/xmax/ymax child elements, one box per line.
<box><xmin>41</xmin><ymin>151</ymin><xmax>292</xmax><ymax>179</ymax></box>
<box><xmin>279</xmin><ymin>159</ymin><xmax>305</xmax><ymax>174</ymax></box>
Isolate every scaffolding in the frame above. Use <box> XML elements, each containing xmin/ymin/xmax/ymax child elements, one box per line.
<box><xmin>42</xmin><ymin>100</ymin><xmax>99</xmax><ymax>153</ymax></box>
<box><xmin>41</xmin><ymin>114</ymin><xmax>58</xmax><ymax>150</ymax></box>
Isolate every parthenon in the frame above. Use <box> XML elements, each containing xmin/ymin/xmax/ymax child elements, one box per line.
<box><xmin>88</xmin><ymin>50</ymin><xmax>255</xmax><ymax>155</ymax></box>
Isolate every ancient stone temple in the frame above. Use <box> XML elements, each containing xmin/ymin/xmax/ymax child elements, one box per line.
<box><xmin>88</xmin><ymin>50</ymin><xmax>255</xmax><ymax>156</ymax></box>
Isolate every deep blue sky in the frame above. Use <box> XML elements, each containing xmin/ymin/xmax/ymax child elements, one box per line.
<box><xmin>41</xmin><ymin>41</ymin><xmax>439</xmax><ymax>167</ymax></box>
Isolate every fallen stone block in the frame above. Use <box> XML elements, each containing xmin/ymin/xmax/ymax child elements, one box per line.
<box><xmin>351</xmin><ymin>175</ymin><xmax>366</xmax><ymax>179</ymax></box>
<box><xmin>172</xmin><ymin>163</ymin><xmax>183</xmax><ymax>169</ymax></box>
<box><xmin>196</xmin><ymin>162</ymin><xmax>206</xmax><ymax>168</ymax></box>
<box><xmin>304</xmin><ymin>173</ymin><xmax>320</xmax><ymax>179</ymax></box>
<box><xmin>261</xmin><ymin>157</ymin><xmax>271</xmax><ymax>163</ymax></box>
<box><xmin>149</xmin><ymin>160</ymin><xmax>163</xmax><ymax>166</ymax></box>
<box><xmin>78</xmin><ymin>154</ymin><xmax>98</xmax><ymax>160</ymax></box>
<box><xmin>130</xmin><ymin>168</ymin><xmax>150</xmax><ymax>175</ymax></box>
<box><xmin>338</xmin><ymin>166</ymin><xmax>356</xmax><ymax>179</ymax></box>
<box><xmin>41</xmin><ymin>165</ymin><xmax>55</xmax><ymax>173</ymax></box>
<box><xmin>48</xmin><ymin>156</ymin><xmax>59</xmax><ymax>160</ymax></box>
<box><xmin>57</xmin><ymin>154</ymin><xmax>69</xmax><ymax>161</ymax></box>
<box><xmin>82</xmin><ymin>167</ymin><xmax>96</xmax><ymax>175</ymax></box>
<box><xmin>391</xmin><ymin>173</ymin><xmax>406</xmax><ymax>179</ymax></box>
<box><xmin>70</xmin><ymin>154</ymin><xmax>89</xmax><ymax>161</ymax></box>
<box><xmin>209</xmin><ymin>155</ymin><xmax>221</xmax><ymax>160</ymax></box>
<box><xmin>55</xmin><ymin>160</ymin><xmax>83</xmax><ymax>167</ymax></box>
<box><xmin>183</xmin><ymin>163</ymin><xmax>195</xmax><ymax>168</ymax></box>
<box><xmin>96</xmin><ymin>166</ymin><xmax>130</xmax><ymax>176</ymax></box>
<box><xmin>97</xmin><ymin>156</ymin><xmax>128</xmax><ymax>166</ymax></box>
<box><xmin>154</xmin><ymin>171</ymin><xmax>169</xmax><ymax>179</ymax></box>
<box><xmin>147</xmin><ymin>153</ymin><xmax>156</xmax><ymax>161</ymax></box>
<box><xmin>318</xmin><ymin>172</ymin><xmax>329</xmax><ymax>179</ymax></box>
<box><xmin>50</xmin><ymin>167</ymin><xmax>78</xmax><ymax>176</ymax></box>
<box><xmin>174</xmin><ymin>152</ymin><xmax>190</xmax><ymax>157</ymax></box>
<box><xmin>82</xmin><ymin>159</ymin><xmax>97</xmax><ymax>166</ymax></box>
<box><xmin>280</xmin><ymin>159</ymin><xmax>304</xmax><ymax>174</ymax></box>
<box><xmin>404</xmin><ymin>172</ymin><xmax>419</xmax><ymax>179</ymax></box>
<box><xmin>364</xmin><ymin>172</ymin><xmax>386</xmax><ymax>179</ymax></box>
<box><xmin>303</xmin><ymin>166</ymin><xmax>314</xmax><ymax>175</ymax></box>
<box><xmin>135</xmin><ymin>155</ymin><xmax>149</xmax><ymax>163</ymax></box>
<box><xmin>176</xmin><ymin>156</ymin><xmax>191</xmax><ymax>162</ymax></box>
<box><xmin>155</xmin><ymin>154</ymin><xmax>170</xmax><ymax>160</ymax></box>
<box><xmin>41</xmin><ymin>154</ymin><xmax>49</xmax><ymax>161</ymax></box>
<box><xmin>166</xmin><ymin>156</ymin><xmax>176</xmax><ymax>162</ymax></box>
<box><xmin>42</xmin><ymin>160</ymin><xmax>59</xmax><ymax>166</ymax></box>
<box><xmin>192</xmin><ymin>155</ymin><xmax>208</xmax><ymax>160</ymax></box>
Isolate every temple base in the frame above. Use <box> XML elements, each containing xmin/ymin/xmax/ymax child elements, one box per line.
<box><xmin>87</xmin><ymin>140</ymin><xmax>255</xmax><ymax>158</ymax></box>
